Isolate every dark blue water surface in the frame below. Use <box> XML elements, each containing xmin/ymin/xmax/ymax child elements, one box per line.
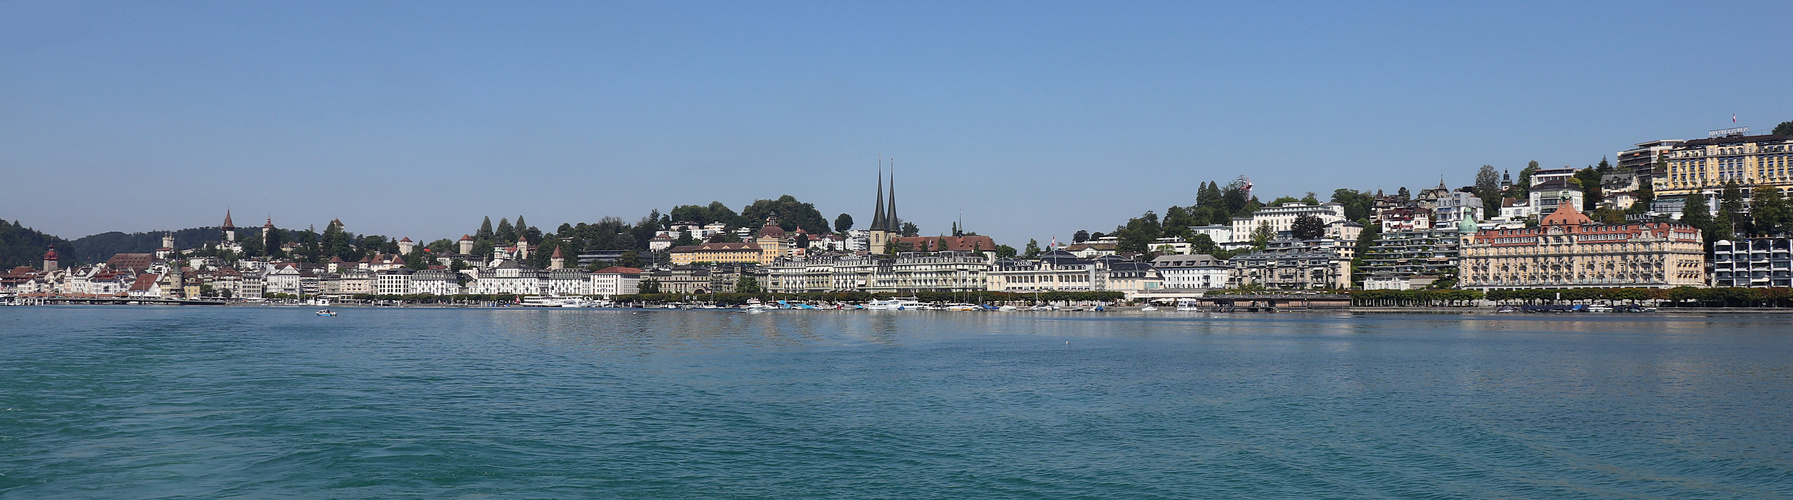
<box><xmin>2</xmin><ymin>307</ymin><xmax>1791</xmax><ymax>498</ymax></box>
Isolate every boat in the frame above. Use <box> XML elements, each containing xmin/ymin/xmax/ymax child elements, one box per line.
<box><xmin>316</xmin><ymin>309</ymin><xmax>337</xmax><ymax>317</ymax></box>
<box><xmin>1175</xmin><ymin>299</ymin><xmax>1201</xmax><ymax>312</ymax></box>
<box><xmin>1496</xmin><ymin>305</ymin><xmax>1520</xmax><ymax>313</ymax></box>
<box><xmin>1139</xmin><ymin>305</ymin><xmax>1160</xmax><ymax>312</ymax></box>
<box><xmin>944</xmin><ymin>303</ymin><xmax>981</xmax><ymax>311</ymax></box>
<box><xmin>864</xmin><ymin>298</ymin><xmax>921</xmax><ymax>310</ymax></box>
<box><xmin>997</xmin><ymin>305</ymin><xmax>1018</xmax><ymax>312</ymax></box>
<box><xmin>1586</xmin><ymin>304</ymin><xmax>1613</xmax><ymax>313</ymax></box>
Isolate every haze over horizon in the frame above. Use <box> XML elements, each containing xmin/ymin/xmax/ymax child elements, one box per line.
<box><xmin>4</xmin><ymin>1</ymin><xmax>1791</xmax><ymax>245</ymax></box>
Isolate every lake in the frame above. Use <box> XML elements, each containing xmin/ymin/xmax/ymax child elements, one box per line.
<box><xmin>2</xmin><ymin>307</ymin><xmax>1790</xmax><ymax>498</ymax></box>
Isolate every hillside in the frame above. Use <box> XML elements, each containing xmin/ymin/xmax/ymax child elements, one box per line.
<box><xmin>0</xmin><ymin>220</ymin><xmax>72</xmax><ymax>269</ymax></box>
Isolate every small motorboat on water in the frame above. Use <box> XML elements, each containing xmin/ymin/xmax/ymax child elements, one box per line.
<box><xmin>1139</xmin><ymin>305</ymin><xmax>1160</xmax><ymax>312</ymax></box>
<box><xmin>316</xmin><ymin>309</ymin><xmax>337</xmax><ymax>317</ymax></box>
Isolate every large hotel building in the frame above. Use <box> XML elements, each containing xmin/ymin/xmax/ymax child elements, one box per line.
<box><xmin>1653</xmin><ymin>130</ymin><xmax>1793</xmax><ymax>199</ymax></box>
<box><xmin>1459</xmin><ymin>203</ymin><xmax>1704</xmax><ymax>290</ymax></box>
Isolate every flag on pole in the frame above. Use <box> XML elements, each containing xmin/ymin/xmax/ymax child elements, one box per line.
<box><xmin>1733</xmin><ymin>114</ymin><xmax>1738</xmax><ymax>123</ymax></box>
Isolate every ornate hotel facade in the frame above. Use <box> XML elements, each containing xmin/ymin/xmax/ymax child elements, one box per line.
<box><xmin>1653</xmin><ymin>132</ymin><xmax>1793</xmax><ymax>199</ymax></box>
<box><xmin>1459</xmin><ymin>203</ymin><xmax>1704</xmax><ymax>291</ymax></box>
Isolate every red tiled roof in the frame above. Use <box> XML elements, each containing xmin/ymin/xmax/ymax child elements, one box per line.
<box><xmin>1541</xmin><ymin>202</ymin><xmax>1591</xmax><ymax>226</ymax></box>
<box><xmin>593</xmin><ymin>266</ymin><xmax>643</xmax><ymax>275</ymax></box>
<box><xmin>894</xmin><ymin>235</ymin><xmax>998</xmax><ymax>252</ymax></box>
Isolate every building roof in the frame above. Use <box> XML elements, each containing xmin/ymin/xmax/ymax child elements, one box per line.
<box><xmin>893</xmin><ymin>235</ymin><xmax>998</xmax><ymax>252</ymax></box>
<box><xmin>105</xmin><ymin>253</ymin><xmax>156</xmax><ymax>272</ymax></box>
<box><xmin>757</xmin><ymin>222</ymin><xmax>786</xmax><ymax>238</ymax></box>
<box><xmin>128</xmin><ymin>274</ymin><xmax>159</xmax><ymax>292</ymax></box>
<box><xmin>669</xmin><ymin>242</ymin><xmax>762</xmax><ymax>253</ymax></box>
<box><xmin>1678</xmin><ymin>133</ymin><xmax>1790</xmax><ymax>147</ymax></box>
<box><xmin>593</xmin><ymin>266</ymin><xmax>642</xmax><ymax>275</ymax></box>
<box><xmin>222</xmin><ymin>210</ymin><xmax>235</xmax><ymax>230</ymax></box>
<box><xmin>551</xmin><ymin>247</ymin><xmax>563</xmax><ymax>258</ymax></box>
<box><xmin>460</xmin><ymin>234</ymin><xmax>473</xmax><ymax>241</ymax></box>
<box><xmin>1541</xmin><ymin>200</ymin><xmax>1592</xmax><ymax>226</ymax></box>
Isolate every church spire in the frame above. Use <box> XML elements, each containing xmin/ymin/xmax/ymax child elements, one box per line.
<box><xmin>871</xmin><ymin>157</ymin><xmax>887</xmax><ymax>232</ymax></box>
<box><xmin>886</xmin><ymin>158</ymin><xmax>898</xmax><ymax>233</ymax></box>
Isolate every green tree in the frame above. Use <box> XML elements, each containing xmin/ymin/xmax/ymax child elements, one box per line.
<box><xmin>1510</xmin><ymin>161</ymin><xmax>1540</xmax><ymax>200</ymax></box>
<box><xmin>1751</xmin><ymin>185</ymin><xmax>1787</xmax><ymax>236</ymax></box>
<box><xmin>1331</xmin><ymin>189</ymin><xmax>1374</xmax><ymax>223</ymax></box>
<box><xmin>1024</xmin><ymin>239</ymin><xmax>1042</xmax><ymax>258</ymax></box>
<box><xmin>1774</xmin><ymin>121</ymin><xmax>1793</xmax><ymax>137</ymax></box>
<box><xmin>638</xmin><ymin>278</ymin><xmax>661</xmax><ymax>294</ymax></box>
<box><xmin>495</xmin><ymin>217</ymin><xmax>516</xmax><ymax>243</ymax></box>
<box><xmin>736</xmin><ymin>276</ymin><xmax>760</xmax><ymax>294</ymax></box>
<box><xmin>617</xmin><ymin>250</ymin><xmax>643</xmax><ymax>269</ymax></box>
<box><xmin>1250</xmin><ymin>221</ymin><xmax>1274</xmax><ymax>248</ymax></box>
<box><xmin>995</xmin><ymin>244</ymin><xmax>1018</xmax><ymax>259</ymax></box>
<box><xmin>1267</xmin><ymin>195</ymin><xmax>1302</xmax><ymax>207</ymax></box>
<box><xmin>1573</xmin><ymin>167</ymin><xmax>1604</xmax><ymax>212</ymax></box>
<box><xmin>834</xmin><ymin>213</ymin><xmax>854</xmax><ymax>233</ymax></box>
<box><xmin>1717</xmin><ymin>181</ymin><xmax>1746</xmax><ymax>239</ymax></box>
<box><xmin>1474</xmin><ymin>165</ymin><xmax>1502</xmax><ymax>216</ymax></box>
<box><xmin>1291</xmin><ymin>214</ymin><xmax>1325</xmax><ymax>240</ymax></box>
<box><xmin>900</xmin><ymin>222</ymin><xmax>919</xmax><ymax>237</ymax></box>
<box><xmin>1114</xmin><ymin>211</ymin><xmax>1163</xmax><ymax>256</ymax></box>
<box><xmin>739</xmin><ymin>195</ymin><xmax>829</xmax><ymax>233</ymax></box>
<box><xmin>1681</xmin><ymin>192</ymin><xmax>1714</xmax><ymax>242</ymax></box>
<box><xmin>1627</xmin><ymin>164</ymin><xmax>1658</xmax><ymax>215</ymax></box>
<box><xmin>1190</xmin><ymin>234</ymin><xmax>1218</xmax><ymax>256</ymax></box>
<box><xmin>1073</xmin><ymin>230</ymin><xmax>1090</xmax><ymax>243</ymax></box>
<box><xmin>476</xmin><ymin>216</ymin><xmax>494</xmax><ymax>241</ymax></box>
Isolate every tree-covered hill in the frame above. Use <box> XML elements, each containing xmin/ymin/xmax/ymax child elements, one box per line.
<box><xmin>0</xmin><ymin>220</ymin><xmax>72</xmax><ymax>269</ymax></box>
<box><xmin>67</xmin><ymin>227</ymin><xmax>229</xmax><ymax>264</ymax></box>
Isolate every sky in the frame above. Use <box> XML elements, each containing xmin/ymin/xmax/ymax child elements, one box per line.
<box><xmin>4</xmin><ymin>1</ymin><xmax>1792</xmax><ymax>246</ymax></box>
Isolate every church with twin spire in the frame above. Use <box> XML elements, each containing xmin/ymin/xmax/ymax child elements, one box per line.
<box><xmin>867</xmin><ymin>163</ymin><xmax>899</xmax><ymax>254</ymax></box>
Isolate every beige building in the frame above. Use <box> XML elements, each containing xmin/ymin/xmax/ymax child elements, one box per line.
<box><xmin>668</xmin><ymin>241</ymin><xmax>763</xmax><ymax>266</ymax></box>
<box><xmin>1654</xmin><ymin>132</ymin><xmax>1793</xmax><ymax>199</ymax></box>
<box><xmin>1459</xmin><ymin>203</ymin><xmax>1704</xmax><ymax>290</ymax></box>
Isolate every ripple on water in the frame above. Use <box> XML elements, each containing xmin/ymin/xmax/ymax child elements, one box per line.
<box><xmin>1</xmin><ymin>308</ymin><xmax>1791</xmax><ymax>498</ymax></box>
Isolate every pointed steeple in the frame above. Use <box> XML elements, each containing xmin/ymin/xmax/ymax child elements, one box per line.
<box><xmin>871</xmin><ymin>159</ymin><xmax>887</xmax><ymax>231</ymax></box>
<box><xmin>222</xmin><ymin>209</ymin><xmax>235</xmax><ymax>230</ymax></box>
<box><xmin>886</xmin><ymin>158</ymin><xmax>898</xmax><ymax>233</ymax></box>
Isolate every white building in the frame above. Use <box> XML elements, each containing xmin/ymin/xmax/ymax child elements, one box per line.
<box><xmin>543</xmin><ymin>269</ymin><xmax>591</xmax><ymax>296</ymax></box>
<box><xmin>266</xmin><ymin>265</ymin><xmax>303</xmax><ymax>296</ymax></box>
<box><xmin>375</xmin><ymin>269</ymin><xmax>413</xmax><ymax>295</ymax></box>
<box><xmin>1151</xmin><ymin>254</ymin><xmax>1230</xmax><ymax>289</ymax></box>
<box><xmin>590</xmin><ymin>267</ymin><xmax>641</xmax><ymax>297</ymax></box>
<box><xmin>1230</xmin><ymin>203</ymin><xmax>1347</xmax><ymax>243</ymax></box>
<box><xmin>1431</xmin><ymin>191</ymin><xmax>1484</xmax><ymax>230</ymax></box>
<box><xmin>467</xmin><ymin>260</ymin><xmax>543</xmax><ymax>295</ymax></box>
<box><xmin>408</xmin><ymin>269</ymin><xmax>461</xmax><ymax>295</ymax></box>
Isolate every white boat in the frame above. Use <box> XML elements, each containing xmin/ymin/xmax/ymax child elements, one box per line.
<box><xmin>316</xmin><ymin>309</ymin><xmax>337</xmax><ymax>317</ymax></box>
<box><xmin>864</xmin><ymin>298</ymin><xmax>921</xmax><ymax>310</ymax></box>
<box><xmin>1586</xmin><ymin>304</ymin><xmax>1613</xmax><ymax>313</ymax></box>
<box><xmin>997</xmin><ymin>305</ymin><xmax>1018</xmax><ymax>312</ymax></box>
<box><xmin>1175</xmin><ymin>299</ymin><xmax>1201</xmax><ymax>311</ymax></box>
<box><xmin>1139</xmin><ymin>306</ymin><xmax>1160</xmax><ymax>312</ymax></box>
<box><xmin>944</xmin><ymin>303</ymin><xmax>981</xmax><ymax>311</ymax></box>
<box><xmin>520</xmin><ymin>296</ymin><xmax>591</xmax><ymax>308</ymax></box>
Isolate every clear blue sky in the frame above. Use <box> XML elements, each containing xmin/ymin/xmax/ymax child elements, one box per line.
<box><xmin>4</xmin><ymin>1</ymin><xmax>1790</xmax><ymax>246</ymax></box>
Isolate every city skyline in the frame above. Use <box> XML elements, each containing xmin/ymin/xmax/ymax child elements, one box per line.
<box><xmin>4</xmin><ymin>1</ymin><xmax>1791</xmax><ymax>244</ymax></box>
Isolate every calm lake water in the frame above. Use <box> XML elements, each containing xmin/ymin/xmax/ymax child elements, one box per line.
<box><xmin>2</xmin><ymin>307</ymin><xmax>1791</xmax><ymax>498</ymax></box>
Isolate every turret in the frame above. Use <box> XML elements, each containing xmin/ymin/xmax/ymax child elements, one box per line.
<box><xmin>550</xmin><ymin>247</ymin><xmax>565</xmax><ymax>270</ymax></box>
<box><xmin>398</xmin><ymin>237</ymin><xmax>414</xmax><ymax>256</ymax></box>
<box><xmin>43</xmin><ymin>245</ymin><xmax>58</xmax><ymax>272</ymax></box>
<box><xmin>458</xmin><ymin>234</ymin><xmax>474</xmax><ymax>255</ymax></box>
